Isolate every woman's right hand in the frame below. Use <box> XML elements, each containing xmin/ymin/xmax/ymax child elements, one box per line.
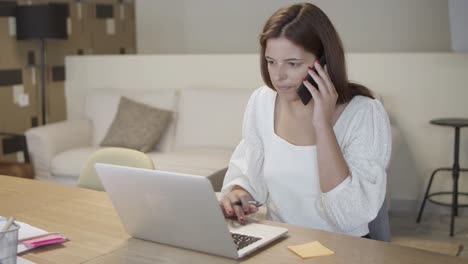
<box><xmin>220</xmin><ymin>186</ymin><xmax>259</xmax><ymax>224</ymax></box>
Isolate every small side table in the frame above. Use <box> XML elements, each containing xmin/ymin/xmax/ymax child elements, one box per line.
<box><xmin>0</xmin><ymin>132</ymin><xmax>30</xmax><ymax>163</ymax></box>
<box><xmin>0</xmin><ymin>132</ymin><xmax>34</xmax><ymax>179</ymax></box>
<box><xmin>416</xmin><ymin>118</ymin><xmax>468</xmax><ymax>236</ymax></box>
<box><xmin>0</xmin><ymin>161</ymin><xmax>34</xmax><ymax>179</ymax></box>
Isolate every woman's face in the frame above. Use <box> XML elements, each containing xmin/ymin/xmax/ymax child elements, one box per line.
<box><xmin>265</xmin><ymin>37</ymin><xmax>317</xmax><ymax>102</ymax></box>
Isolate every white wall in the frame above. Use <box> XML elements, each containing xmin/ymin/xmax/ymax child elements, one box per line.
<box><xmin>136</xmin><ymin>0</ymin><xmax>451</xmax><ymax>54</ymax></box>
<box><xmin>449</xmin><ymin>0</ymin><xmax>468</xmax><ymax>52</ymax></box>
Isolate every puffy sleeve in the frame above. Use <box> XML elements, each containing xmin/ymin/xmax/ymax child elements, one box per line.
<box><xmin>221</xmin><ymin>88</ymin><xmax>268</xmax><ymax>203</ymax></box>
<box><xmin>316</xmin><ymin>99</ymin><xmax>392</xmax><ymax>233</ymax></box>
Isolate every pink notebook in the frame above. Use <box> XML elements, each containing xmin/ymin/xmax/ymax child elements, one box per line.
<box><xmin>21</xmin><ymin>234</ymin><xmax>67</xmax><ymax>248</ymax></box>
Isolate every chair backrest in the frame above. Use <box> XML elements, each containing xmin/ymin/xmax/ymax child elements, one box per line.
<box><xmin>78</xmin><ymin>147</ymin><xmax>155</xmax><ymax>191</ymax></box>
<box><xmin>368</xmin><ymin>198</ymin><xmax>391</xmax><ymax>242</ymax></box>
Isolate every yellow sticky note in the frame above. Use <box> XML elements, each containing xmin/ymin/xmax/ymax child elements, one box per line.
<box><xmin>288</xmin><ymin>241</ymin><xmax>334</xmax><ymax>259</ymax></box>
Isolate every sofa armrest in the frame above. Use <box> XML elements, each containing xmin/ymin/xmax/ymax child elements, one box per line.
<box><xmin>25</xmin><ymin>119</ymin><xmax>92</xmax><ymax>180</ymax></box>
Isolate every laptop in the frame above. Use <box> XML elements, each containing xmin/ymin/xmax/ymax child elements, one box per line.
<box><xmin>94</xmin><ymin>163</ymin><xmax>288</xmax><ymax>259</ymax></box>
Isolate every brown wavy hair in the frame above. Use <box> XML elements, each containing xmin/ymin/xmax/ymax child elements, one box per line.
<box><xmin>259</xmin><ymin>3</ymin><xmax>373</xmax><ymax>104</ymax></box>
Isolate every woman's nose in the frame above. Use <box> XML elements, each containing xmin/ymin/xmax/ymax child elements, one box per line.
<box><xmin>275</xmin><ymin>66</ymin><xmax>287</xmax><ymax>81</ymax></box>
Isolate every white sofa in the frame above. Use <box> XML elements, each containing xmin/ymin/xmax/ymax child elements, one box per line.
<box><xmin>25</xmin><ymin>54</ymin><xmax>409</xmax><ymax>195</ymax></box>
<box><xmin>26</xmin><ymin>54</ymin><xmax>400</xmax><ymax>189</ymax></box>
<box><xmin>25</xmin><ymin>87</ymin><xmax>255</xmax><ymax>189</ymax></box>
<box><xmin>25</xmin><ymin>54</ymin><xmax>268</xmax><ymax>189</ymax></box>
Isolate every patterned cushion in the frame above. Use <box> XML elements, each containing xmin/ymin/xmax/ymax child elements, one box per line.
<box><xmin>100</xmin><ymin>97</ymin><xmax>172</xmax><ymax>152</ymax></box>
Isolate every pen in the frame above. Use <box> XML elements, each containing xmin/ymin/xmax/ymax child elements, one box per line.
<box><xmin>0</xmin><ymin>216</ymin><xmax>15</xmax><ymax>232</ymax></box>
<box><xmin>232</xmin><ymin>201</ymin><xmax>262</xmax><ymax>207</ymax></box>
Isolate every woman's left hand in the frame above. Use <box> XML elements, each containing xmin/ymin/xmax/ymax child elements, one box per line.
<box><xmin>302</xmin><ymin>61</ymin><xmax>338</xmax><ymax>130</ymax></box>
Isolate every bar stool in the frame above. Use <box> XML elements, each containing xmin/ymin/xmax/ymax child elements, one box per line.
<box><xmin>416</xmin><ymin>118</ymin><xmax>468</xmax><ymax>236</ymax></box>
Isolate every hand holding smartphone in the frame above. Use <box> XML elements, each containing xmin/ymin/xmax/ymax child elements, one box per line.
<box><xmin>296</xmin><ymin>55</ymin><xmax>327</xmax><ymax>105</ymax></box>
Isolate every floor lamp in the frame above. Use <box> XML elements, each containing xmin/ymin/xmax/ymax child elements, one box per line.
<box><xmin>16</xmin><ymin>4</ymin><xmax>68</xmax><ymax>125</ymax></box>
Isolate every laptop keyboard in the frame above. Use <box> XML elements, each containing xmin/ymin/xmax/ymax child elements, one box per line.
<box><xmin>231</xmin><ymin>233</ymin><xmax>262</xmax><ymax>250</ymax></box>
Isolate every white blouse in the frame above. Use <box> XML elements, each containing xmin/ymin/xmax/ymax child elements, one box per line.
<box><xmin>221</xmin><ymin>86</ymin><xmax>392</xmax><ymax>237</ymax></box>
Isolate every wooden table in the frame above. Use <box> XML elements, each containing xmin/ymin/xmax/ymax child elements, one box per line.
<box><xmin>0</xmin><ymin>176</ymin><xmax>465</xmax><ymax>264</ymax></box>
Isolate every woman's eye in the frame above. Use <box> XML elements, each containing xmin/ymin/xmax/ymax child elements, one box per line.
<box><xmin>266</xmin><ymin>60</ymin><xmax>274</xmax><ymax>65</ymax></box>
<box><xmin>288</xmin><ymin>62</ymin><xmax>299</xmax><ymax>67</ymax></box>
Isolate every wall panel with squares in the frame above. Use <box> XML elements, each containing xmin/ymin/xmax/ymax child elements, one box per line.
<box><xmin>0</xmin><ymin>0</ymin><xmax>135</xmax><ymax>135</ymax></box>
<box><xmin>0</xmin><ymin>0</ymin><xmax>135</xmax><ymax>160</ymax></box>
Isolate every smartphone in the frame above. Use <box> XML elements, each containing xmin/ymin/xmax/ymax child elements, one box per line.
<box><xmin>296</xmin><ymin>55</ymin><xmax>327</xmax><ymax>105</ymax></box>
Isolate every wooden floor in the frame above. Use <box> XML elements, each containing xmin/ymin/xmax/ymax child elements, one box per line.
<box><xmin>390</xmin><ymin>211</ymin><xmax>468</xmax><ymax>258</ymax></box>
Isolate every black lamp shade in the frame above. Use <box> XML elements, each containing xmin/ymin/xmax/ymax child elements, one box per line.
<box><xmin>16</xmin><ymin>4</ymin><xmax>68</xmax><ymax>40</ymax></box>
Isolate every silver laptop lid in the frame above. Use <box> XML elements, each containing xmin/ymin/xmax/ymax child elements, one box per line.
<box><xmin>94</xmin><ymin>163</ymin><xmax>238</xmax><ymax>259</ymax></box>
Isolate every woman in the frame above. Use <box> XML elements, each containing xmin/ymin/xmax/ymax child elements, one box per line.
<box><xmin>220</xmin><ymin>3</ymin><xmax>391</xmax><ymax>238</ymax></box>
